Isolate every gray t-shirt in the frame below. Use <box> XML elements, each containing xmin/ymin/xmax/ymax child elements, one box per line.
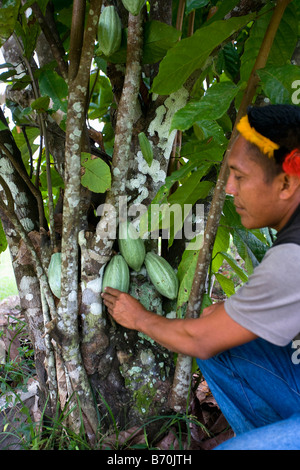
<box><xmin>224</xmin><ymin>243</ymin><xmax>300</xmax><ymax>346</ymax></box>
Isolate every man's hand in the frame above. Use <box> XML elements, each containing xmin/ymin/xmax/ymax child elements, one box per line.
<box><xmin>101</xmin><ymin>288</ymin><xmax>257</xmax><ymax>359</ymax></box>
<box><xmin>101</xmin><ymin>287</ymin><xmax>149</xmax><ymax>330</ymax></box>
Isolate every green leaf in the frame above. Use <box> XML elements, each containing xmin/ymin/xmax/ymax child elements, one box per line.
<box><xmin>151</xmin><ymin>13</ymin><xmax>255</xmax><ymax>95</ymax></box>
<box><xmin>0</xmin><ymin>0</ymin><xmax>21</xmax><ymax>47</ymax></box>
<box><xmin>180</xmin><ymin>138</ymin><xmax>225</xmax><ymax>163</ymax></box>
<box><xmin>233</xmin><ymin>228</ymin><xmax>269</xmax><ymax>274</ymax></box>
<box><xmin>39</xmin><ymin>70</ymin><xmax>68</xmax><ymax>113</ymax></box>
<box><xmin>240</xmin><ymin>3</ymin><xmax>298</xmax><ymax>84</ymax></box>
<box><xmin>0</xmin><ymin>69</ymin><xmax>17</xmax><ymax>82</ymax></box>
<box><xmin>177</xmin><ymin>248</ymin><xmax>199</xmax><ymax>308</ymax></box>
<box><xmin>171</xmin><ymin>81</ymin><xmax>240</xmax><ymax>132</ymax></box>
<box><xmin>81</xmin><ymin>153</ymin><xmax>111</xmax><ymax>193</ymax></box>
<box><xmin>212</xmin><ymin>226</ymin><xmax>230</xmax><ymax>273</ymax></box>
<box><xmin>12</xmin><ymin>126</ymin><xmax>40</xmax><ymax>172</ymax></box>
<box><xmin>205</xmin><ymin>0</ymin><xmax>241</xmax><ymax>24</ymax></box>
<box><xmin>257</xmin><ymin>65</ymin><xmax>300</xmax><ymax>104</ymax></box>
<box><xmin>193</xmin><ymin>120</ymin><xmax>228</xmax><ymax>145</ymax></box>
<box><xmin>166</xmin><ymin>176</ymin><xmax>213</xmax><ymax>247</ymax></box>
<box><xmin>216</xmin><ymin>42</ymin><xmax>240</xmax><ymax>81</ymax></box>
<box><xmin>0</xmin><ymin>121</ymin><xmax>8</xmax><ymax>131</ymax></box>
<box><xmin>142</xmin><ymin>20</ymin><xmax>181</xmax><ymax>65</ymax></box>
<box><xmin>215</xmin><ymin>272</ymin><xmax>235</xmax><ymax>297</ymax></box>
<box><xmin>88</xmin><ymin>74</ymin><xmax>113</xmax><ymax>120</ymax></box>
<box><xmin>185</xmin><ymin>0</ymin><xmax>209</xmax><ymax>15</ymax></box>
<box><xmin>31</xmin><ymin>96</ymin><xmax>50</xmax><ymax>112</ymax></box>
<box><xmin>219</xmin><ymin>251</ymin><xmax>248</xmax><ymax>283</ymax></box>
<box><xmin>0</xmin><ymin>219</ymin><xmax>8</xmax><ymax>254</ymax></box>
<box><xmin>40</xmin><ymin>165</ymin><xmax>64</xmax><ymax>193</ymax></box>
<box><xmin>138</xmin><ymin>132</ymin><xmax>153</xmax><ymax>167</ymax></box>
<box><xmin>168</xmin><ymin>174</ymin><xmax>213</xmax><ymax>207</ymax></box>
<box><xmin>108</xmin><ymin>21</ymin><xmax>181</xmax><ymax>65</ymax></box>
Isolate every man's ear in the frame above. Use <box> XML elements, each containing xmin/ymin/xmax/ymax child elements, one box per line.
<box><xmin>279</xmin><ymin>173</ymin><xmax>300</xmax><ymax>200</ymax></box>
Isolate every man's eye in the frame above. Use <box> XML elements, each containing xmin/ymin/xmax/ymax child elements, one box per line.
<box><xmin>234</xmin><ymin>175</ymin><xmax>242</xmax><ymax>181</ymax></box>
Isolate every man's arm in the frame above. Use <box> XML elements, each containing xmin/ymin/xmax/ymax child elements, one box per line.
<box><xmin>101</xmin><ymin>287</ymin><xmax>257</xmax><ymax>359</ymax></box>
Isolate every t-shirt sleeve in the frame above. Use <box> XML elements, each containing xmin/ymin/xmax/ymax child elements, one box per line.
<box><xmin>224</xmin><ymin>244</ymin><xmax>300</xmax><ymax>346</ymax></box>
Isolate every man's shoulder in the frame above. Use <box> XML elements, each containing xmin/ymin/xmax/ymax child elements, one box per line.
<box><xmin>264</xmin><ymin>243</ymin><xmax>300</xmax><ymax>260</ymax></box>
<box><xmin>255</xmin><ymin>243</ymin><xmax>300</xmax><ymax>281</ymax></box>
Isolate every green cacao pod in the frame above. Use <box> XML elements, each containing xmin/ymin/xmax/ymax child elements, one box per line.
<box><xmin>97</xmin><ymin>6</ymin><xmax>122</xmax><ymax>57</ymax></box>
<box><xmin>138</xmin><ymin>132</ymin><xmax>153</xmax><ymax>167</ymax></box>
<box><xmin>48</xmin><ymin>252</ymin><xmax>61</xmax><ymax>298</ymax></box>
<box><xmin>121</xmin><ymin>0</ymin><xmax>145</xmax><ymax>16</ymax></box>
<box><xmin>102</xmin><ymin>254</ymin><xmax>130</xmax><ymax>293</ymax></box>
<box><xmin>144</xmin><ymin>252</ymin><xmax>179</xmax><ymax>300</ymax></box>
<box><xmin>118</xmin><ymin>221</ymin><xmax>146</xmax><ymax>272</ymax></box>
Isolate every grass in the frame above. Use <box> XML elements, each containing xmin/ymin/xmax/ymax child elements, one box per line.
<box><xmin>0</xmin><ymin>248</ymin><xmax>18</xmax><ymax>301</ymax></box>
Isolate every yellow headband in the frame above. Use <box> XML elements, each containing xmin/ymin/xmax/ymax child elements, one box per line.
<box><xmin>236</xmin><ymin>115</ymin><xmax>280</xmax><ymax>158</ymax></box>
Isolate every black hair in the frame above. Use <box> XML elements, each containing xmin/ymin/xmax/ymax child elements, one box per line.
<box><xmin>247</xmin><ymin>104</ymin><xmax>300</xmax><ymax>180</ymax></box>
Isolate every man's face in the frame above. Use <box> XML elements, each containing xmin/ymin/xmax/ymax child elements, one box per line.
<box><xmin>226</xmin><ymin>136</ymin><xmax>284</xmax><ymax>231</ymax></box>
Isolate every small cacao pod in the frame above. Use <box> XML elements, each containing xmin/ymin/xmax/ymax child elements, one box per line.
<box><xmin>144</xmin><ymin>252</ymin><xmax>179</xmax><ymax>300</ymax></box>
<box><xmin>102</xmin><ymin>254</ymin><xmax>130</xmax><ymax>293</ymax></box>
<box><xmin>48</xmin><ymin>252</ymin><xmax>61</xmax><ymax>298</ymax></box>
<box><xmin>118</xmin><ymin>221</ymin><xmax>146</xmax><ymax>272</ymax></box>
<box><xmin>138</xmin><ymin>132</ymin><xmax>153</xmax><ymax>167</ymax></box>
<box><xmin>121</xmin><ymin>0</ymin><xmax>145</xmax><ymax>16</ymax></box>
<box><xmin>97</xmin><ymin>6</ymin><xmax>122</xmax><ymax>57</ymax></box>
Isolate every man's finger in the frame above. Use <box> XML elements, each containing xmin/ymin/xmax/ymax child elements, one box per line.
<box><xmin>103</xmin><ymin>286</ymin><xmax>121</xmax><ymax>296</ymax></box>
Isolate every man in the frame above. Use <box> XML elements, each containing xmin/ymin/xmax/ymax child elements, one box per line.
<box><xmin>102</xmin><ymin>104</ymin><xmax>300</xmax><ymax>450</ymax></box>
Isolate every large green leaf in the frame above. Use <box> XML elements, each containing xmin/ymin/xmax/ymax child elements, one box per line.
<box><xmin>107</xmin><ymin>20</ymin><xmax>181</xmax><ymax>65</ymax></box>
<box><xmin>240</xmin><ymin>3</ymin><xmax>298</xmax><ymax>84</ymax></box>
<box><xmin>168</xmin><ymin>172</ymin><xmax>213</xmax><ymax>207</ymax></box>
<box><xmin>170</xmin><ymin>81</ymin><xmax>241</xmax><ymax>132</ymax></box>
<box><xmin>39</xmin><ymin>70</ymin><xmax>68</xmax><ymax>113</ymax></box>
<box><xmin>177</xmin><ymin>247</ymin><xmax>200</xmax><ymax>310</ymax></box>
<box><xmin>185</xmin><ymin>0</ymin><xmax>209</xmax><ymax>15</ymax></box>
<box><xmin>212</xmin><ymin>225</ymin><xmax>230</xmax><ymax>273</ymax></box>
<box><xmin>151</xmin><ymin>13</ymin><xmax>255</xmax><ymax>95</ymax></box>
<box><xmin>215</xmin><ymin>273</ymin><xmax>235</xmax><ymax>297</ymax></box>
<box><xmin>0</xmin><ymin>0</ymin><xmax>21</xmax><ymax>47</ymax></box>
<box><xmin>12</xmin><ymin>126</ymin><xmax>40</xmax><ymax>174</ymax></box>
<box><xmin>142</xmin><ymin>20</ymin><xmax>181</xmax><ymax>65</ymax></box>
<box><xmin>193</xmin><ymin>119</ymin><xmax>228</xmax><ymax>145</ymax></box>
<box><xmin>81</xmin><ymin>153</ymin><xmax>111</xmax><ymax>193</ymax></box>
<box><xmin>88</xmin><ymin>74</ymin><xmax>113</xmax><ymax>120</ymax></box>
<box><xmin>219</xmin><ymin>251</ymin><xmax>248</xmax><ymax>283</ymax></box>
<box><xmin>257</xmin><ymin>65</ymin><xmax>300</xmax><ymax>104</ymax></box>
<box><xmin>233</xmin><ymin>228</ymin><xmax>269</xmax><ymax>274</ymax></box>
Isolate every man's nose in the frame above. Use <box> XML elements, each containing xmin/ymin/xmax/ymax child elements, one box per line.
<box><xmin>225</xmin><ymin>174</ymin><xmax>237</xmax><ymax>196</ymax></box>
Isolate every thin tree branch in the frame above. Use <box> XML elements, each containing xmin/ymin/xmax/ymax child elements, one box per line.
<box><xmin>32</xmin><ymin>1</ymin><xmax>68</xmax><ymax>80</ymax></box>
<box><xmin>13</xmin><ymin>32</ymin><xmax>56</xmax><ymax>248</ymax></box>
<box><xmin>68</xmin><ymin>0</ymin><xmax>86</xmax><ymax>81</ymax></box>
<box><xmin>0</xmin><ymin>142</ymin><xmax>46</xmax><ymax>230</ymax></box>
<box><xmin>95</xmin><ymin>11</ymin><xmax>144</xmax><ymax>247</ymax></box>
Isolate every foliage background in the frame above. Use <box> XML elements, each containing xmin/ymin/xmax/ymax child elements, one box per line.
<box><xmin>0</xmin><ymin>0</ymin><xmax>299</xmax><ymax>447</ymax></box>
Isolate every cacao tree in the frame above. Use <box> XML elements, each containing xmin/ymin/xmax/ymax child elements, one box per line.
<box><xmin>0</xmin><ymin>0</ymin><xmax>299</xmax><ymax>446</ymax></box>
